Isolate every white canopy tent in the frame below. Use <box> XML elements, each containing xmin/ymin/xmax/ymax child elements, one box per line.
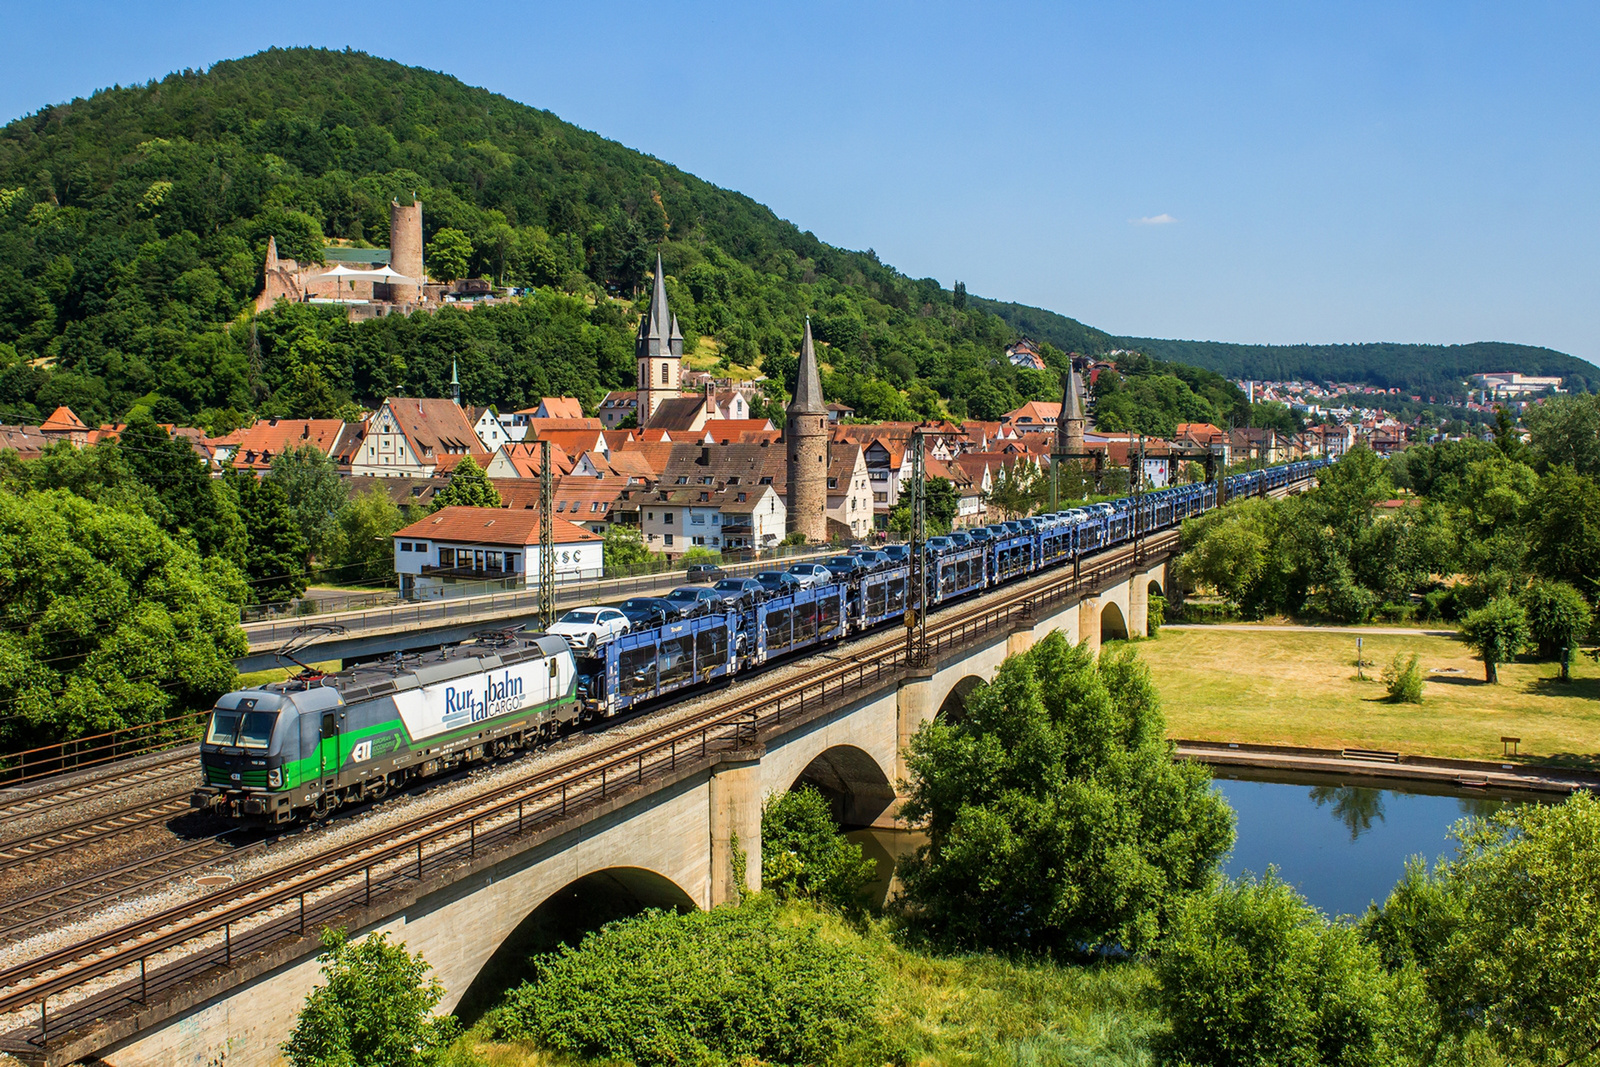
<box><xmin>314</xmin><ymin>262</ymin><xmax>421</xmax><ymax>300</ymax></box>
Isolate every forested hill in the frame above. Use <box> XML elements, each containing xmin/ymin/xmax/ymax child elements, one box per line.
<box><xmin>0</xmin><ymin>47</ymin><xmax>1083</xmax><ymax>429</ymax></box>
<box><xmin>971</xmin><ymin>294</ymin><xmax>1593</xmax><ymax>397</ymax></box>
<box><xmin>1113</xmin><ymin>338</ymin><xmax>1595</xmax><ymax>397</ymax></box>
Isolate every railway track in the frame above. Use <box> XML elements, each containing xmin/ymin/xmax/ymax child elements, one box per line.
<box><xmin>0</xmin><ymin>791</ymin><xmax>198</xmax><ymax>867</ymax></box>
<box><xmin>0</xmin><ymin>750</ymin><xmax>198</xmax><ymax>829</ymax></box>
<box><xmin>0</xmin><ymin>539</ymin><xmax>1167</xmax><ymax>1021</ymax></box>
<box><xmin>0</xmin><ymin>514</ymin><xmax>1241</xmax><ymax>1060</ymax></box>
<box><xmin>0</xmin><ymin>834</ymin><xmax>265</xmax><ymax>944</ymax></box>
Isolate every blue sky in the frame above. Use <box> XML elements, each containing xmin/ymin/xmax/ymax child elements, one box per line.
<box><xmin>7</xmin><ymin>1</ymin><xmax>1598</xmax><ymax>365</ymax></box>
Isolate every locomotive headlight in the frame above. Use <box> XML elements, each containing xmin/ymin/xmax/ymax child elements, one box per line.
<box><xmin>267</xmin><ymin>767</ymin><xmax>282</xmax><ymax>788</ymax></box>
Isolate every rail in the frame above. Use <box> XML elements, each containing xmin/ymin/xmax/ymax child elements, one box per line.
<box><xmin>0</xmin><ymin>713</ymin><xmax>205</xmax><ymax>788</ymax></box>
<box><xmin>0</xmin><ymin>471</ymin><xmax>1325</xmax><ymax>1053</ymax></box>
<box><xmin>0</xmin><ymin>529</ymin><xmax>1187</xmax><ymax>1051</ymax></box>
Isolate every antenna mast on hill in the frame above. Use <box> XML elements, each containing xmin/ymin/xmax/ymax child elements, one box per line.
<box><xmin>539</xmin><ymin>438</ymin><xmax>555</xmax><ymax>630</ymax></box>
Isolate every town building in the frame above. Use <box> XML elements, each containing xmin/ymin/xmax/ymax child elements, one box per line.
<box><xmin>391</xmin><ymin>506</ymin><xmax>603</xmax><ymax>599</ymax></box>
<box><xmin>351</xmin><ymin>398</ymin><xmax>491</xmax><ymax>478</ymax></box>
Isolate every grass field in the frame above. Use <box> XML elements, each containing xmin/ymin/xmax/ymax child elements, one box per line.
<box><xmin>1129</xmin><ymin>627</ymin><xmax>1600</xmax><ymax>767</ymax></box>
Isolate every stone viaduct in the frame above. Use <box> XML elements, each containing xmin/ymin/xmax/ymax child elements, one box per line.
<box><xmin>77</xmin><ymin>557</ymin><xmax>1169</xmax><ymax>1067</ymax></box>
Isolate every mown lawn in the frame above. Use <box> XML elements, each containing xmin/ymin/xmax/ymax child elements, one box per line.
<box><xmin>1129</xmin><ymin>627</ymin><xmax>1600</xmax><ymax>766</ymax></box>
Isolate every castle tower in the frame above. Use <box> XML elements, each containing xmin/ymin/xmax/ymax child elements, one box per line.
<box><xmin>263</xmin><ymin>235</ymin><xmax>280</xmax><ymax>274</ymax></box>
<box><xmin>636</xmin><ymin>254</ymin><xmax>683</xmax><ymax>420</ymax></box>
<box><xmin>390</xmin><ymin>199</ymin><xmax>424</xmax><ymax>305</ymax></box>
<box><xmin>786</xmin><ymin>317</ymin><xmax>829</xmax><ymax>543</ymax></box>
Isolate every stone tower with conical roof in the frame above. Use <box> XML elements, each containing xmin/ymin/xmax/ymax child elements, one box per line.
<box><xmin>636</xmin><ymin>254</ymin><xmax>684</xmax><ymax>421</ymax></box>
<box><xmin>786</xmin><ymin>317</ymin><xmax>829</xmax><ymax>542</ymax></box>
<box><xmin>1057</xmin><ymin>362</ymin><xmax>1086</xmax><ymax>460</ymax></box>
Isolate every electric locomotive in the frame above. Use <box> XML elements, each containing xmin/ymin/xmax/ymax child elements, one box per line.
<box><xmin>192</xmin><ymin>633</ymin><xmax>578</xmax><ymax>823</ymax></box>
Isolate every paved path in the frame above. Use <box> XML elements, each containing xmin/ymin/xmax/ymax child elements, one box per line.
<box><xmin>1175</xmin><ymin>739</ymin><xmax>1599</xmax><ymax>796</ymax></box>
<box><xmin>1165</xmin><ymin>623</ymin><xmax>1458</xmax><ymax>637</ymax></box>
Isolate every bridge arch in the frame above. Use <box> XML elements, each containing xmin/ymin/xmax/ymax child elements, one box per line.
<box><xmin>456</xmin><ymin>865</ymin><xmax>695</xmax><ymax>1021</ymax></box>
<box><xmin>787</xmin><ymin>743</ymin><xmax>896</xmax><ymax>828</ymax></box>
<box><xmin>937</xmin><ymin>675</ymin><xmax>985</xmax><ymax>723</ymax></box>
<box><xmin>1148</xmin><ymin>577</ymin><xmax>1165</xmax><ymax>599</ymax></box>
<box><xmin>1100</xmin><ymin>601</ymin><xmax>1129</xmax><ymax>642</ymax></box>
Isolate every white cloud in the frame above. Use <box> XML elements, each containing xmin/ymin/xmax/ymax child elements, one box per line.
<box><xmin>1131</xmin><ymin>213</ymin><xmax>1177</xmax><ymax>226</ymax></box>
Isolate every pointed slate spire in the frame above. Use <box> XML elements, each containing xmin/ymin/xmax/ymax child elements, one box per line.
<box><xmin>451</xmin><ymin>358</ymin><xmax>461</xmax><ymax>406</ymax></box>
<box><xmin>647</xmin><ymin>254</ymin><xmax>671</xmax><ymax>340</ymax></box>
<box><xmin>790</xmin><ymin>316</ymin><xmax>825</xmax><ymax>415</ymax></box>
<box><xmin>1062</xmin><ymin>365</ymin><xmax>1085</xmax><ymax>421</ymax></box>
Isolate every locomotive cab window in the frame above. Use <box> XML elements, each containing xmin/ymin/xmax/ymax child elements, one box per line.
<box><xmin>206</xmin><ymin>708</ymin><xmax>277</xmax><ymax>749</ymax></box>
<box><xmin>321</xmin><ymin>713</ymin><xmax>336</xmax><ymax>738</ymax></box>
<box><xmin>548</xmin><ymin>658</ymin><xmax>559</xmax><ymax>678</ymax></box>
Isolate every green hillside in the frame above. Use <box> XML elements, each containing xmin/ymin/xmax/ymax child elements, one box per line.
<box><xmin>1113</xmin><ymin>338</ymin><xmax>1595</xmax><ymax>398</ymax></box>
<box><xmin>0</xmin><ymin>47</ymin><xmax>1084</xmax><ymax>429</ymax></box>
<box><xmin>970</xmin><ymin>296</ymin><xmax>1593</xmax><ymax>398</ymax></box>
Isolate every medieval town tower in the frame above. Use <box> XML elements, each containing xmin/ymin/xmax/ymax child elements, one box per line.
<box><xmin>389</xmin><ymin>199</ymin><xmax>424</xmax><ymax>305</ymax></box>
<box><xmin>786</xmin><ymin>317</ymin><xmax>829</xmax><ymax>542</ymax></box>
<box><xmin>636</xmin><ymin>255</ymin><xmax>684</xmax><ymax>421</ymax></box>
<box><xmin>1057</xmin><ymin>361</ymin><xmax>1086</xmax><ymax>459</ymax></box>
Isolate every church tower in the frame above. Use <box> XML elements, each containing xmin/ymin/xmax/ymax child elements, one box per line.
<box><xmin>786</xmin><ymin>317</ymin><xmax>829</xmax><ymax>543</ymax></box>
<box><xmin>636</xmin><ymin>254</ymin><xmax>683</xmax><ymax>421</ymax></box>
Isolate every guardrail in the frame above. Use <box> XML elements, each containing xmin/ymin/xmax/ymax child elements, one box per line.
<box><xmin>0</xmin><ymin>713</ymin><xmax>205</xmax><ymax>788</ymax></box>
<box><xmin>239</xmin><ymin>547</ymin><xmax>842</xmax><ymax>648</ymax></box>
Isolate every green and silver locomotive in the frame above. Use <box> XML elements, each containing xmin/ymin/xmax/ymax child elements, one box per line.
<box><xmin>192</xmin><ymin>635</ymin><xmax>579</xmax><ymax>824</ymax></box>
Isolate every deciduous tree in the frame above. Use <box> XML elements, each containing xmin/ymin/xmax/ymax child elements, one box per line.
<box><xmin>1458</xmin><ymin>597</ymin><xmax>1529</xmax><ymax>683</ymax></box>
<box><xmin>898</xmin><ymin>634</ymin><xmax>1234</xmax><ymax>955</ymax></box>
<box><xmin>267</xmin><ymin>444</ymin><xmax>346</xmax><ymax>562</ymax></box>
<box><xmin>428</xmin><ymin>456</ymin><xmax>500</xmax><ymax>511</ymax></box>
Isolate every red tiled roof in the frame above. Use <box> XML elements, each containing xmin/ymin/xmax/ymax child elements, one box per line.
<box><xmin>229</xmin><ymin>418</ymin><xmax>362</xmax><ymax>469</ymax></box>
<box><xmin>39</xmin><ymin>406</ymin><xmax>88</xmax><ymax>433</ymax></box>
<box><xmin>536</xmin><ymin>397</ymin><xmax>584</xmax><ymax>419</ymax></box>
<box><xmin>394</xmin><ymin>506</ymin><xmax>600</xmax><ymax>546</ymax></box>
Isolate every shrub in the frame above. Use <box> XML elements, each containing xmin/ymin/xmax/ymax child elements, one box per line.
<box><xmin>762</xmin><ymin>786</ymin><xmax>878</xmax><ymax>911</ymax></box>
<box><xmin>1363</xmin><ymin>793</ymin><xmax>1600</xmax><ymax>1064</ymax></box>
<box><xmin>681</xmin><ymin>546</ymin><xmax>722</xmax><ymax>564</ymax></box>
<box><xmin>1153</xmin><ymin>873</ymin><xmax>1427</xmax><ymax>1067</ymax></box>
<box><xmin>282</xmin><ymin>929</ymin><xmax>452</xmax><ymax>1067</ymax></box>
<box><xmin>1518</xmin><ymin>579</ymin><xmax>1592</xmax><ymax>675</ymax></box>
<box><xmin>490</xmin><ymin>905</ymin><xmax>882</xmax><ymax>1066</ymax></box>
<box><xmin>1147</xmin><ymin>593</ymin><xmax>1167</xmax><ymax>637</ymax></box>
<box><xmin>1382</xmin><ymin>652</ymin><xmax>1424</xmax><ymax>704</ymax></box>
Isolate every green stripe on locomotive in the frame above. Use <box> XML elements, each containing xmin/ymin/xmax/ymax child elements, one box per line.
<box><xmin>271</xmin><ymin>680</ymin><xmax>579</xmax><ymax>793</ymax></box>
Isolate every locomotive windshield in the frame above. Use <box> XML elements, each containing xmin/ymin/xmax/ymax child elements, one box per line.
<box><xmin>205</xmin><ymin>708</ymin><xmax>278</xmax><ymax>749</ymax></box>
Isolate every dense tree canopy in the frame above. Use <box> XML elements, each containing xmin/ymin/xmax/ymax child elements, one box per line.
<box><xmin>0</xmin><ymin>488</ymin><xmax>245</xmax><ymax>748</ymax></box>
<box><xmin>898</xmin><ymin>634</ymin><xmax>1235</xmax><ymax>956</ymax></box>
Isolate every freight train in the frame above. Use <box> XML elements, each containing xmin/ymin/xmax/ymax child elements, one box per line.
<box><xmin>193</xmin><ymin>459</ymin><xmax>1326</xmax><ymax>823</ymax></box>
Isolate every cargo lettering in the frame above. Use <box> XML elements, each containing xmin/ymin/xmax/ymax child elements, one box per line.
<box><xmin>442</xmin><ymin>671</ymin><xmax>527</xmax><ymax>723</ymax></box>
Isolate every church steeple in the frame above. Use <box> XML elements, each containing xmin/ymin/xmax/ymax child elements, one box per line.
<box><xmin>451</xmin><ymin>358</ymin><xmax>461</xmax><ymax>407</ymax></box>
<box><xmin>636</xmin><ymin>253</ymin><xmax>683</xmax><ymax>421</ymax></box>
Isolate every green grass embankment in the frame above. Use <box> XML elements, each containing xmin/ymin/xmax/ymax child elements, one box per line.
<box><xmin>1132</xmin><ymin>627</ymin><xmax>1600</xmax><ymax>767</ymax></box>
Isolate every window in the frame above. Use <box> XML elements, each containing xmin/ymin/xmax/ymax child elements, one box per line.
<box><xmin>661</xmin><ymin>363</ymin><xmax>669</xmax><ymax>384</ymax></box>
<box><xmin>439</xmin><ymin>548</ymin><xmax>456</xmax><ymax>567</ymax></box>
<box><xmin>760</xmin><ymin>476</ymin><xmax>772</xmax><ymax>485</ymax></box>
<box><xmin>664</xmin><ymin>512</ymin><xmax>674</xmax><ymax>525</ymax></box>
<box><xmin>664</xmin><ymin>533</ymin><xmax>674</xmax><ymax>546</ymax></box>
<box><xmin>675</xmin><ymin>476</ymin><xmax>688</xmax><ymax>484</ymax></box>
<box><xmin>737</xmin><ymin>492</ymin><xmax>746</xmax><ymax>502</ymax></box>
<box><xmin>701</xmin><ymin>476</ymin><xmax>713</xmax><ymax>484</ymax></box>
<box><xmin>691</xmin><ymin>513</ymin><xmax>705</xmax><ymax>524</ymax></box>
<box><xmin>506</xmin><ymin>553</ymin><xmax>519</xmax><ymax>572</ymax></box>
<box><xmin>712</xmin><ymin>513</ymin><xmax>720</xmax><ymax>524</ymax></box>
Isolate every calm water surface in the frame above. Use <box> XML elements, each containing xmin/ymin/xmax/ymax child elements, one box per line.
<box><xmin>1213</xmin><ymin>771</ymin><xmax>1516</xmax><ymax>917</ymax></box>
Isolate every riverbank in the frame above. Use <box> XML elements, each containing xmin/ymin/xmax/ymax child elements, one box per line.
<box><xmin>1134</xmin><ymin>627</ymin><xmax>1599</xmax><ymax>766</ymax></box>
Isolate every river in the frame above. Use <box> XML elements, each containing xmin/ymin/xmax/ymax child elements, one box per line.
<box><xmin>850</xmin><ymin>769</ymin><xmax>1528</xmax><ymax>919</ymax></box>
